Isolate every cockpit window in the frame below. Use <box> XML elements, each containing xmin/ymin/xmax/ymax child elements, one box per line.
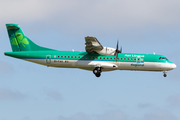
<box><xmin>159</xmin><ymin>57</ymin><xmax>168</xmax><ymax>60</ymax></box>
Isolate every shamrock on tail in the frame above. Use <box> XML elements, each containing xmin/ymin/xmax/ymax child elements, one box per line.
<box><xmin>12</xmin><ymin>33</ymin><xmax>29</xmax><ymax>47</ymax></box>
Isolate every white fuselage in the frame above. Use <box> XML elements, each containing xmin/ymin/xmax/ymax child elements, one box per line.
<box><xmin>23</xmin><ymin>58</ymin><xmax>176</xmax><ymax>72</ymax></box>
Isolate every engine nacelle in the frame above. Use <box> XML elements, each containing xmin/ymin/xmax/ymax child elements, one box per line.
<box><xmin>95</xmin><ymin>47</ymin><xmax>116</xmax><ymax>56</ymax></box>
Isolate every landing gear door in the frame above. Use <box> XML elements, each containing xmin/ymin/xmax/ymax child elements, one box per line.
<box><xmin>46</xmin><ymin>55</ymin><xmax>51</xmax><ymax>64</ymax></box>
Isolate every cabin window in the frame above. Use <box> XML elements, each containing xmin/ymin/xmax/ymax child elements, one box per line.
<box><xmin>114</xmin><ymin>58</ymin><xmax>116</xmax><ymax>60</ymax></box>
<box><xmin>138</xmin><ymin>58</ymin><xmax>140</xmax><ymax>61</ymax></box>
<box><xmin>110</xmin><ymin>58</ymin><xmax>112</xmax><ymax>60</ymax></box>
<box><xmin>89</xmin><ymin>57</ymin><xmax>91</xmax><ymax>59</ymax></box>
<box><xmin>64</xmin><ymin>56</ymin><xmax>66</xmax><ymax>58</ymax></box>
<box><xmin>93</xmin><ymin>57</ymin><xmax>95</xmax><ymax>59</ymax></box>
<box><xmin>124</xmin><ymin>58</ymin><xmax>126</xmax><ymax>60</ymax></box>
<box><xmin>58</xmin><ymin>56</ymin><xmax>60</xmax><ymax>58</ymax></box>
<box><xmin>82</xmin><ymin>57</ymin><xmax>84</xmax><ymax>59</ymax></box>
<box><xmin>117</xmin><ymin>58</ymin><xmax>119</xmax><ymax>60</ymax></box>
<box><xmin>100</xmin><ymin>57</ymin><xmax>101</xmax><ymax>59</ymax></box>
<box><xmin>134</xmin><ymin>58</ymin><xmax>136</xmax><ymax>61</ymax></box>
<box><xmin>71</xmin><ymin>56</ymin><xmax>73</xmax><ymax>58</ymax></box>
<box><xmin>75</xmin><ymin>56</ymin><xmax>76</xmax><ymax>58</ymax></box>
<box><xmin>131</xmin><ymin>58</ymin><xmax>133</xmax><ymax>61</ymax></box>
<box><xmin>96</xmin><ymin>57</ymin><xmax>98</xmax><ymax>59</ymax></box>
<box><xmin>78</xmin><ymin>56</ymin><xmax>80</xmax><ymax>59</ymax></box>
<box><xmin>107</xmin><ymin>57</ymin><xmax>109</xmax><ymax>60</ymax></box>
<box><xmin>103</xmin><ymin>57</ymin><xmax>105</xmax><ymax>59</ymax></box>
<box><xmin>120</xmin><ymin>58</ymin><xmax>122</xmax><ymax>60</ymax></box>
<box><xmin>85</xmin><ymin>57</ymin><xmax>87</xmax><ymax>59</ymax></box>
<box><xmin>141</xmin><ymin>59</ymin><xmax>143</xmax><ymax>61</ymax></box>
<box><xmin>127</xmin><ymin>58</ymin><xmax>129</xmax><ymax>60</ymax></box>
<box><xmin>61</xmin><ymin>56</ymin><xmax>63</xmax><ymax>58</ymax></box>
<box><xmin>68</xmin><ymin>56</ymin><xmax>70</xmax><ymax>58</ymax></box>
<box><xmin>54</xmin><ymin>55</ymin><xmax>56</xmax><ymax>58</ymax></box>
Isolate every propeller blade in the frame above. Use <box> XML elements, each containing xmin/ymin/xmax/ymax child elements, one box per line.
<box><xmin>116</xmin><ymin>40</ymin><xmax>119</xmax><ymax>51</ymax></box>
<box><xmin>116</xmin><ymin>40</ymin><xmax>119</xmax><ymax>63</ymax></box>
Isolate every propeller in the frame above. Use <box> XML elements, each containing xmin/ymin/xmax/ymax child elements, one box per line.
<box><xmin>115</xmin><ymin>40</ymin><xmax>122</xmax><ymax>63</ymax></box>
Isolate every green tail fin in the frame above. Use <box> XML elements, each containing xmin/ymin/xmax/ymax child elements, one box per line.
<box><xmin>6</xmin><ymin>24</ymin><xmax>55</xmax><ymax>52</ymax></box>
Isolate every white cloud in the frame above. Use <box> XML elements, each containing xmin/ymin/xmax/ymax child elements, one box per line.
<box><xmin>0</xmin><ymin>88</ymin><xmax>26</xmax><ymax>100</ymax></box>
<box><xmin>1</xmin><ymin>0</ymin><xmax>180</xmax><ymax>29</ymax></box>
<box><xmin>0</xmin><ymin>0</ymin><xmax>46</xmax><ymax>23</ymax></box>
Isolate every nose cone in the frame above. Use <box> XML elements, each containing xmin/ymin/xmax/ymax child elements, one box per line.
<box><xmin>171</xmin><ymin>64</ymin><xmax>177</xmax><ymax>69</ymax></box>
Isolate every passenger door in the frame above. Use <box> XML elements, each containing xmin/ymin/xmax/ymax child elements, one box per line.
<box><xmin>46</xmin><ymin>55</ymin><xmax>51</xmax><ymax>64</ymax></box>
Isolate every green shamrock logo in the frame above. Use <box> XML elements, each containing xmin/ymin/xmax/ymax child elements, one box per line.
<box><xmin>12</xmin><ymin>33</ymin><xmax>29</xmax><ymax>47</ymax></box>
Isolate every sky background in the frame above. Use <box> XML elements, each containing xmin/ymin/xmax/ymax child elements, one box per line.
<box><xmin>0</xmin><ymin>0</ymin><xmax>180</xmax><ymax>120</ymax></box>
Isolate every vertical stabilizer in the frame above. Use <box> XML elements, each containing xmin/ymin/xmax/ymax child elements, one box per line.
<box><xmin>6</xmin><ymin>24</ymin><xmax>55</xmax><ymax>52</ymax></box>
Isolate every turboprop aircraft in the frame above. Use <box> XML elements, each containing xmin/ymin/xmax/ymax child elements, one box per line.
<box><xmin>4</xmin><ymin>24</ymin><xmax>176</xmax><ymax>77</ymax></box>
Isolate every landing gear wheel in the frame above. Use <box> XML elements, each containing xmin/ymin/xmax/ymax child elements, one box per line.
<box><xmin>95</xmin><ymin>72</ymin><xmax>101</xmax><ymax>77</ymax></box>
<box><xmin>163</xmin><ymin>74</ymin><xmax>167</xmax><ymax>77</ymax></box>
<box><xmin>163</xmin><ymin>71</ymin><xmax>167</xmax><ymax>77</ymax></box>
<box><xmin>93</xmin><ymin>67</ymin><xmax>102</xmax><ymax>77</ymax></box>
<box><xmin>93</xmin><ymin>69</ymin><xmax>98</xmax><ymax>74</ymax></box>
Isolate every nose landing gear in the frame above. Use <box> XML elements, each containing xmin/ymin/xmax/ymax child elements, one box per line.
<box><xmin>163</xmin><ymin>71</ymin><xmax>167</xmax><ymax>77</ymax></box>
<box><xmin>93</xmin><ymin>67</ymin><xmax>102</xmax><ymax>77</ymax></box>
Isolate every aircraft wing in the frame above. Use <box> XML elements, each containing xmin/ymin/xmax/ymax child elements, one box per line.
<box><xmin>85</xmin><ymin>36</ymin><xmax>103</xmax><ymax>54</ymax></box>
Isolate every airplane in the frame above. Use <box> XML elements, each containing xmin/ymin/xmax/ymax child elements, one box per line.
<box><xmin>4</xmin><ymin>24</ymin><xmax>176</xmax><ymax>77</ymax></box>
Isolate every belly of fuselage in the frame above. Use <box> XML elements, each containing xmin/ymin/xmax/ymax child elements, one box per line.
<box><xmin>22</xmin><ymin>58</ymin><xmax>173</xmax><ymax>72</ymax></box>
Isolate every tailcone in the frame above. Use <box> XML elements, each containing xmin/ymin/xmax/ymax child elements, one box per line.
<box><xmin>4</xmin><ymin>52</ymin><xmax>21</xmax><ymax>58</ymax></box>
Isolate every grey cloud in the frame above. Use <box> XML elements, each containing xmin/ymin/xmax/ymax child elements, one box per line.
<box><xmin>53</xmin><ymin>109</ymin><xmax>178</xmax><ymax>120</ymax></box>
<box><xmin>58</xmin><ymin>113</ymin><xmax>90</xmax><ymax>120</ymax></box>
<box><xmin>21</xmin><ymin>116</ymin><xmax>31</xmax><ymax>120</ymax></box>
<box><xmin>95</xmin><ymin>110</ymin><xmax>127</xmax><ymax>120</ymax></box>
<box><xmin>57</xmin><ymin>110</ymin><xmax>127</xmax><ymax>120</ymax></box>
<box><xmin>47</xmin><ymin>0</ymin><xmax>180</xmax><ymax>29</ymax></box>
<box><xmin>143</xmin><ymin>109</ymin><xmax>178</xmax><ymax>120</ymax></box>
<box><xmin>45</xmin><ymin>89</ymin><xmax>63</xmax><ymax>101</ymax></box>
<box><xmin>0</xmin><ymin>88</ymin><xmax>26</xmax><ymax>100</ymax></box>
<box><xmin>1</xmin><ymin>0</ymin><xmax>180</xmax><ymax>29</ymax></box>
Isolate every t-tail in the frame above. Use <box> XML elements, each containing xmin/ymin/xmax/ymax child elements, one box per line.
<box><xmin>6</xmin><ymin>24</ymin><xmax>55</xmax><ymax>52</ymax></box>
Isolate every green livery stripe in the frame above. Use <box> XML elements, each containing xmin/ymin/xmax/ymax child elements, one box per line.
<box><xmin>4</xmin><ymin>51</ymin><xmax>173</xmax><ymax>63</ymax></box>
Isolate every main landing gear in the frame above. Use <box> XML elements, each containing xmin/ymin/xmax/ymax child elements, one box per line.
<box><xmin>163</xmin><ymin>71</ymin><xmax>167</xmax><ymax>77</ymax></box>
<box><xmin>93</xmin><ymin>67</ymin><xmax>102</xmax><ymax>77</ymax></box>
